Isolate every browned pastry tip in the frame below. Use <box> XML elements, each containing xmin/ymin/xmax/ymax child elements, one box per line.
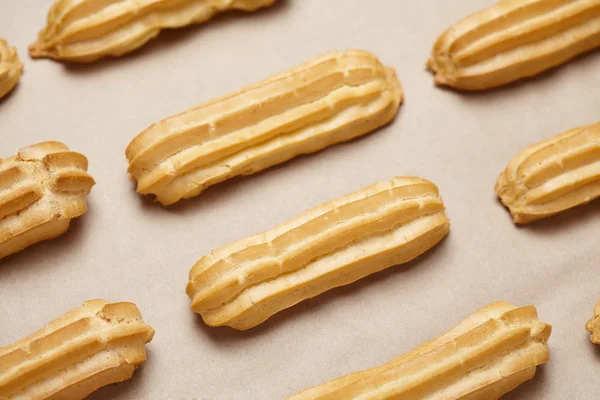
<box><xmin>586</xmin><ymin>299</ymin><xmax>600</xmax><ymax>344</ymax></box>
<box><xmin>428</xmin><ymin>0</ymin><xmax>600</xmax><ymax>90</ymax></box>
<box><xmin>0</xmin><ymin>141</ymin><xmax>95</xmax><ymax>259</ymax></box>
<box><xmin>0</xmin><ymin>38</ymin><xmax>23</xmax><ymax>99</ymax></box>
<box><xmin>495</xmin><ymin>121</ymin><xmax>600</xmax><ymax>224</ymax></box>
<box><xmin>0</xmin><ymin>300</ymin><xmax>154</xmax><ymax>400</ymax></box>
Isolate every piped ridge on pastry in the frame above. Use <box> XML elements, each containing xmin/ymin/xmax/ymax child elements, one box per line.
<box><xmin>495</xmin><ymin>121</ymin><xmax>600</xmax><ymax>224</ymax></box>
<box><xmin>289</xmin><ymin>302</ymin><xmax>551</xmax><ymax>400</ymax></box>
<box><xmin>187</xmin><ymin>177</ymin><xmax>449</xmax><ymax>330</ymax></box>
<box><xmin>0</xmin><ymin>141</ymin><xmax>95</xmax><ymax>259</ymax></box>
<box><xmin>127</xmin><ymin>50</ymin><xmax>403</xmax><ymax>205</ymax></box>
<box><xmin>428</xmin><ymin>0</ymin><xmax>600</xmax><ymax>90</ymax></box>
<box><xmin>0</xmin><ymin>38</ymin><xmax>23</xmax><ymax>99</ymax></box>
<box><xmin>29</xmin><ymin>0</ymin><xmax>277</xmax><ymax>62</ymax></box>
<box><xmin>0</xmin><ymin>300</ymin><xmax>154</xmax><ymax>400</ymax></box>
<box><xmin>586</xmin><ymin>299</ymin><xmax>600</xmax><ymax>344</ymax></box>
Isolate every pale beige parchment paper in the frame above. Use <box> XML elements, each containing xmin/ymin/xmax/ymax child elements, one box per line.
<box><xmin>0</xmin><ymin>1</ymin><xmax>599</xmax><ymax>399</ymax></box>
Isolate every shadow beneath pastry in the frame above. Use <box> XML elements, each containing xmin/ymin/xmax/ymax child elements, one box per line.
<box><xmin>129</xmin><ymin>177</ymin><xmax>164</xmax><ymax>212</ymax></box>
<box><xmin>0</xmin><ymin>201</ymin><xmax>94</xmax><ymax>271</ymax></box>
<box><xmin>511</xmin><ymin>200</ymin><xmax>600</xmax><ymax>234</ymax></box>
<box><xmin>591</xmin><ymin>339</ymin><xmax>600</xmax><ymax>360</ymax></box>
<box><xmin>0</xmin><ymin>81</ymin><xmax>22</xmax><ymax>107</ymax></box>
<box><xmin>431</xmin><ymin>48</ymin><xmax>600</xmax><ymax>99</ymax></box>
<box><xmin>86</xmin><ymin>350</ymin><xmax>152</xmax><ymax>400</ymax></box>
<box><xmin>61</xmin><ymin>0</ymin><xmax>291</xmax><ymax>74</ymax></box>
<box><xmin>192</xmin><ymin>235</ymin><xmax>449</xmax><ymax>343</ymax></box>
<box><xmin>500</xmin><ymin>366</ymin><xmax>548</xmax><ymax>400</ymax></box>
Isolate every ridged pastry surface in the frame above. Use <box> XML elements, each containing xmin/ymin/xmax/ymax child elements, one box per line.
<box><xmin>29</xmin><ymin>0</ymin><xmax>276</xmax><ymax>62</ymax></box>
<box><xmin>289</xmin><ymin>302</ymin><xmax>551</xmax><ymax>400</ymax></box>
<box><xmin>187</xmin><ymin>177</ymin><xmax>449</xmax><ymax>330</ymax></box>
<box><xmin>127</xmin><ymin>50</ymin><xmax>403</xmax><ymax>206</ymax></box>
<box><xmin>586</xmin><ymin>300</ymin><xmax>600</xmax><ymax>344</ymax></box>
<box><xmin>428</xmin><ymin>0</ymin><xmax>600</xmax><ymax>90</ymax></box>
<box><xmin>0</xmin><ymin>300</ymin><xmax>154</xmax><ymax>400</ymax></box>
<box><xmin>0</xmin><ymin>38</ymin><xmax>23</xmax><ymax>99</ymax></box>
<box><xmin>495</xmin><ymin>121</ymin><xmax>600</xmax><ymax>224</ymax></box>
<box><xmin>0</xmin><ymin>142</ymin><xmax>95</xmax><ymax>260</ymax></box>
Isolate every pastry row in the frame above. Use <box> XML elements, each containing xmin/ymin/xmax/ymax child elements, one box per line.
<box><xmin>2</xmin><ymin>0</ymin><xmax>600</xmax><ymax>100</ymax></box>
<box><xmin>1</xmin><ymin>48</ymin><xmax>598</xmax><ymax>261</ymax></box>
<box><xmin>2</xmin><ymin>298</ymin><xmax>599</xmax><ymax>399</ymax></box>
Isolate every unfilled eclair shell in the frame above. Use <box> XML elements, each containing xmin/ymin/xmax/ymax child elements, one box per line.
<box><xmin>0</xmin><ymin>38</ymin><xmax>23</xmax><ymax>100</ymax></box>
<box><xmin>288</xmin><ymin>302</ymin><xmax>552</xmax><ymax>400</ymax></box>
<box><xmin>495</xmin><ymin>121</ymin><xmax>600</xmax><ymax>224</ymax></box>
<box><xmin>585</xmin><ymin>299</ymin><xmax>600</xmax><ymax>344</ymax></box>
<box><xmin>127</xmin><ymin>50</ymin><xmax>403</xmax><ymax>206</ymax></box>
<box><xmin>0</xmin><ymin>300</ymin><xmax>154</xmax><ymax>400</ymax></box>
<box><xmin>0</xmin><ymin>142</ymin><xmax>95</xmax><ymax>260</ymax></box>
<box><xmin>428</xmin><ymin>0</ymin><xmax>600</xmax><ymax>91</ymax></box>
<box><xmin>187</xmin><ymin>177</ymin><xmax>449</xmax><ymax>330</ymax></box>
<box><xmin>29</xmin><ymin>0</ymin><xmax>276</xmax><ymax>63</ymax></box>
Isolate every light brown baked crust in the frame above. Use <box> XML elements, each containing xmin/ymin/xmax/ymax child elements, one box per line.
<box><xmin>29</xmin><ymin>0</ymin><xmax>276</xmax><ymax>63</ymax></box>
<box><xmin>586</xmin><ymin>300</ymin><xmax>600</xmax><ymax>344</ymax></box>
<box><xmin>187</xmin><ymin>177</ymin><xmax>449</xmax><ymax>330</ymax></box>
<box><xmin>0</xmin><ymin>142</ymin><xmax>95</xmax><ymax>259</ymax></box>
<box><xmin>0</xmin><ymin>38</ymin><xmax>23</xmax><ymax>100</ymax></box>
<box><xmin>428</xmin><ymin>0</ymin><xmax>600</xmax><ymax>91</ymax></box>
<box><xmin>495</xmin><ymin>121</ymin><xmax>600</xmax><ymax>224</ymax></box>
<box><xmin>127</xmin><ymin>49</ymin><xmax>403</xmax><ymax>206</ymax></box>
<box><xmin>0</xmin><ymin>300</ymin><xmax>154</xmax><ymax>400</ymax></box>
<box><xmin>289</xmin><ymin>302</ymin><xmax>551</xmax><ymax>400</ymax></box>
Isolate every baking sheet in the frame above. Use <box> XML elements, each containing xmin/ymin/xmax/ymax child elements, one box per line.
<box><xmin>1</xmin><ymin>1</ymin><xmax>599</xmax><ymax>399</ymax></box>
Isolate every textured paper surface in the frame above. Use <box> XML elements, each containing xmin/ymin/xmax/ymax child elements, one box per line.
<box><xmin>1</xmin><ymin>1</ymin><xmax>599</xmax><ymax>399</ymax></box>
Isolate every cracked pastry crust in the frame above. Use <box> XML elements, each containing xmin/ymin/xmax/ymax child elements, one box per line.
<box><xmin>288</xmin><ymin>302</ymin><xmax>552</xmax><ymax>400</ymax></box>
<box><xmin>187</xmin><ymin>177</ymin><xmax>449</xmax><ymax>330</ymax></box>
<box><xmin>495</xmin><ymin>121</ymin><xmax>600</xmax><ymax>224</ymax></box>
<box><xmin>586</xmin><ymin>300</ymin><xmax>600</xmax><ymax>344</ymax></box>
<box><xmin>427</xmin><ymin>0</ymin><xmax>600</xmax><ymax>91</ymax></box>
<box><xmin>29</xmin><ymin>0</ymin><xmax>277</xmax><ymax>63</ymax></box>
<box><xmin>0</xmin><ymin>300</ymin><xmax>155</xmax><ymax>400</ymax></box>
<box><xmin>0</xmin><ymin>38</ymin><xmax>23</xmax><ymax>100</ymax></box>
<box><xmin>127</xmin><ymin>50</ymin><xmax>403</xmax><ymax>206</ymax></box>
<box><xmin>0</xmin><ymin>142</ymin><xmax>95</xmax><ymax>260</ymax></box>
